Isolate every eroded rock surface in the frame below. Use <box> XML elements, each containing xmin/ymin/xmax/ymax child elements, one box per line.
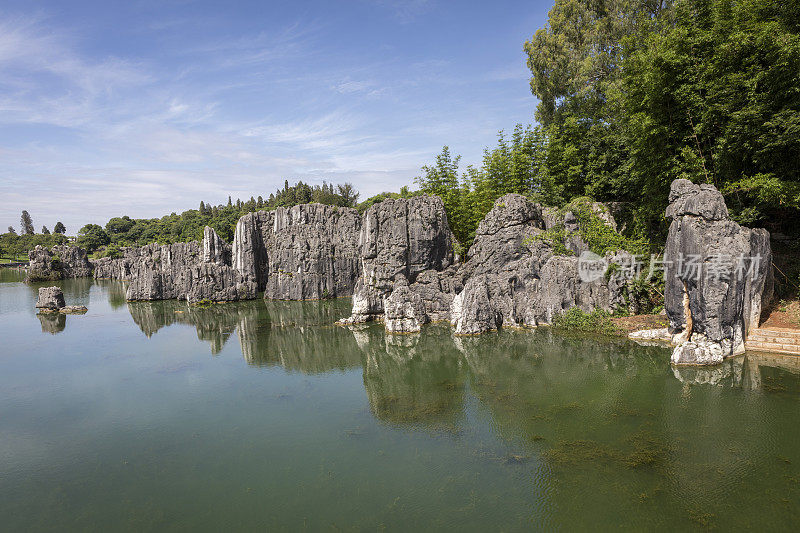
<box><xmin>343</xmin><ymin>196</ymin><xmax>456</xmax><ymax>325</ymax></box>
<box><xmin>448</xmin><ymin>194</ymin><xmax>629</xmax><ymax>335</ymax></box>
<box><xmin>36</xmin><ymin>286</ymin><xmax>66</xmax><ymax>310</ymax></box>
<box><xmin>664</xmin><ymin>179</ymin><xmax>773</xmax><ymax>365</ymax></box>
<box><xmin>27</xmin><ymin>245</ymin><xmax>93</xmax><ymax>282</ymax></box>
<box><xmin>233</xmin><ymin>204</ymin><xmax>361</xmax><ymax>300</ymax></box>
<box><xmin>94</xmin><ymin>226</ymin><xmax>256</xmax><ymax>303</ymax></box>
<box><xmin>342</xmin><ymin>193</ymin><xmax>632</xmax><ymax>335</ymax></box>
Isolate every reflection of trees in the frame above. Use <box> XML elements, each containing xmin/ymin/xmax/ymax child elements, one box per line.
<box><xmin>95</xmin><ymin>279</ymin><xmax>127</xmax><ymax>309</ymax></box>
<box><xmin>37</xmin><ymin>312</ymin><xmax>66</xmax><ymax>334</ymax></box>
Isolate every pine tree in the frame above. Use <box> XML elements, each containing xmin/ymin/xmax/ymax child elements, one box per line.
<box><xmin>54</xmin><ymin>222</ymin><xmax>66</xmax><ymax>234</ymax></box>
<box><xmin>20</xmin><ymin>210</ymin><xmax>34</xmax><ymax>235</ymax></box>
<box><xmin>42</xmin><ymin>226</ymin><xmax>50</xmax><ymax>234</ymax></box>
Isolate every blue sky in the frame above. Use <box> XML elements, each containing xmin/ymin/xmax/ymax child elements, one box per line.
<box><xmin>0</xmin><ymin>0</ymin><xmax>548</xmax><ymax>233</ymax></box>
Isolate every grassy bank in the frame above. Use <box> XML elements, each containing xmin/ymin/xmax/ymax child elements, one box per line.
<box><xmin>552</xmin><ymin>308</ymin><xmax>668</xmax><ymax>337</ymax></box>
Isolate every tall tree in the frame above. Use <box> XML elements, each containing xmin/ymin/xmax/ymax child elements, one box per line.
<box><xmin>415</xmin><ymin>146</ymin><xmax>468</xmax><ymax>244</ymax></box>
<box><xmin>53</xmin><ymin>222</ymin><xmax>66</xmax><ymax>234</ymax></box>
<box><xmin>621</xmin><ymin>0</ymin><xmax>800</xmax><ymax>226</ymax></box>
<box><xmin>524</xmin><ymin>0</ymin><xmax>672</xmax><ymax>212</ymax></box>
<box><xmin>20</xmin><ymin>210</ymin><xmax>34</xmax><ymax>235</ymax></box>
<box><xmin>42</xmin><ymin>226</ymin><xmax>50</xmax><ymax>234</ymax></box>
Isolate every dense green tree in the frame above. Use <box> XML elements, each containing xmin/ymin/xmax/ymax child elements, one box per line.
<box><xmin>42</xmin><ymin>226</ymin><xmax>50</xmax><ymax>234</ymax></box>
<box><xmin>76</xmin><ymin>224</ymin><xmax>111</xmax><ymax>252</ymax></box>
<box><xmin>620</xmin><ymin>0</ymin><xmax>800</xmax><ymax>227</ymax></box>
<box><xmin>522</xmin><ymin>0</ymin><xmax>799</xmax><ymax>235</ymax></box>
<box><xmin>20</xmin><ymin>210</ymin><xmax>34</xmax><ymax>235</ymax></box>
<box><xmin>106</xmin><ymin>216</ymin><xmax>135</xmax><ymax>235</ymax></box>
<box><xmin>53</xmin><ymin>222</ymin><xmax>66</xmax><ymax>234</ymax></box>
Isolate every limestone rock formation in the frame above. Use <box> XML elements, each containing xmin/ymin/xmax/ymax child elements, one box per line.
<box><xmin>233</xmin><ymin>204</ymin><xmax>361</xmax><ymax>300</ymax></box>
<box><xmin>342</xmin><ymin>193</ymin><xmax>632</xmax><ymax>335</ymax></box>
<box><xmin>36</xmin><ymin>286</ymin><xmax>66</xmax><ymax>310</ymax></box>
<box><xmin>449</xmin><ymin>194</ymin><xmax>630</xmax><ymax>335</ymax></box>
<box><xmin>26</xmin><ymin>245</ymin><xmax>93</xmax><ymax>282</ymax></box>
<box><xmin>664</xmin><ymin>179</ymin><xmax>773</xmax><ymax>365</ymax></box>
<box><xmin>94</xmin><ymin>226</ymin><xmax>256</xmax><ymax>303</ymax></box>
<box><xmin>383</xmin><ymin>285</ymin><xmax>427</xmax><ymax>333</ymax></box>
<box><xmin>344</xmin><ymin>196</ymin><xmax>456</xmax><ymax>324</ymax></box>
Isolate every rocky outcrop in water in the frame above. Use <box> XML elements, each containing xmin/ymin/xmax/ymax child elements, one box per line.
<box><xmin>94</xmin><ymin>226</ymin><xmax>257</xmax><ymax>303</ymax></box>
<box><xmin>233</xmin><ymin>204</ymin><xmax>362</xmax><ymax>300</ymax></box>
<box><xmin>342</xmin><ymin>196</ymin><xmax>457</xmax><ymax>325</ymax></box>
<box><xmin>348</xmin><ymin>193</ymin><xmax>633</xmax><ymax>335</ymax></box>
<box><xmin>35</xmin><ymin>286</ymin><xmax>87</xmax><ymax>314</ymax></box>
<box><xmin>36</xmin><ymin>286</ymin><xmax>66</xmax><ymax>310</ymax></box>
<box><xmin>451</xmin><ymin>195</ymin><xmax>632</xmax><ymax>335</ymax></box>
<box><xmin>664</xmin><ymin>179</ymin><xmax>773</xmax><ymax>365</ymax></box>
<box><xmin>26</xmin><ymin>245</ymin><xmax>93</xmax><ymax>282</ymax></box>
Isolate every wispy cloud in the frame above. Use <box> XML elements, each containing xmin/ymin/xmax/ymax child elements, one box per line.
<box><xmin>0</xmin><ymin>2</ymin><xmax>538</xmax><ymax>231</ymax></box>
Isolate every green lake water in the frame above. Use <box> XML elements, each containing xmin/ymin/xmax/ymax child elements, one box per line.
<box><xmin>2</xmin><ymin>269</ymin><xmax>800</xmax><ymax>531</ymax></box>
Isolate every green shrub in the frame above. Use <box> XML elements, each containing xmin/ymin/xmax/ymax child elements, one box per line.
<box><xmin>551</xmin><ymin>307</ymin><xmax>621</xmax><ymax>336</ymax></box>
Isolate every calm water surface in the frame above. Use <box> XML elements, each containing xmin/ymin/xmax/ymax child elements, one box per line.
<box><xmin>1</xmin><ymin>269</ymin><xmax>800</xmax><ymax>531</ymax></box>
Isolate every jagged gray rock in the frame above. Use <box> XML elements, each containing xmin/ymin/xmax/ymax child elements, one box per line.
<box><xmin>26</xmin><ymin>245</ymin><xmax>93</xmax><ymax>282</ymax></box>
<box><xmin>36</xmin><ymin>286</ymin><xmax>66</xmax><ymax>310</ymax></box>
<box><xmin>448</xmin><ymin>194</ymin><xmax>630</xmax><ymax>335</ymax></box>
<box><xmin>664</xmin><ymin>179</ymin><xmax>773</xmax><ymax>365</ymax></box>
<box><xmin>94</xmin><ymin>226</ymin><xmax>256</xmax><ymax>303</ymax></box>
<box><xmin>357</xmin><ymin>193</ymin><xmax>631</xmax><ymax>335</ymax></box>
<box><xmin>383</xmin><ymin>285</ymin><xmax>427</xmax><ymax>333</ymax></box>
<box><xmin>345</xmin><ymin>196</ymin><xmax>456</xmax><ymax>324</ymax></box>
<box><xmin>233</xmin><ymin>204</ymin><xmax>361</xmax><ymax>300</ymax></box>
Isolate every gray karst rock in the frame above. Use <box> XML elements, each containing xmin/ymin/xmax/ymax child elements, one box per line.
<box><xmin>125</xmin><ymin>241</ymin><xmax>202</xmax><ymax>301</ymax></box>
<box><xmin>353</xmin><ymin>193</ymin><xmax>631</xmax><ymax>335</ymax></box>
<box><xmin>202</xmin><ymin>225</ymin><xmax>229</xmax><ymax>265</ymax></box>
<box><xmin>383</xmin><ymin>285</ymin><xmax>428</xmax><ymax>333</ymax></box>
<box><xmin>26</xmin><ymin>245</ymin><xmax>93</xmax><ymax>282</ymax></box>
<box><xmin>94</xmin><ymin>226</ymin><xmax>256</xmax><ymax>303</ymax></box>
<box><xmin>343</xmin><ymin>196</ymin><xmax>456</xmax><ymax>324</ymax></box>
<box><xmin>36</xmin><ymin>286</ymin><xmax>66</xmax><ymax>310</ymax></box>
<box><xmin>233</xmin><ymin>204</ymin><xmax>362</xmax><ymax>300</ymax></box>
<box><xmin>449</xmin><ymin>194</ymin><xmax>630</xmax><ymax>335</ymax></box>
<box><xmin>60</xmin><ymin>305</ymin><xmax>88</xmax><ymax>314</ymax></box>
<box><xmin>664</xmin><ymin>179</ymin><xmax>773</xmax><ymax>365</ymax></box>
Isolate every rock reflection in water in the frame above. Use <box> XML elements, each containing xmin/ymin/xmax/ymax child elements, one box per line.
<box><xmin>126</xmin><ymin>298</ymin><xmax>363</xmax><ymax>372</ymax></box>
<box><xmin>37</xmin><ymin>312</ymin><xmax>66</xmax><ymax>334</ymax></box>
<box><xmin>356</xmin><ymin>326</ymin><xmax>467</xmax><ymax>430</ymax></box>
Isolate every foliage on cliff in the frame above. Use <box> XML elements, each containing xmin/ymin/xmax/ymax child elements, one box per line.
<box><xmin>86</xmin><ymin>180</ymin><xmax>359</xmax><ymax>247</ymax></box>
